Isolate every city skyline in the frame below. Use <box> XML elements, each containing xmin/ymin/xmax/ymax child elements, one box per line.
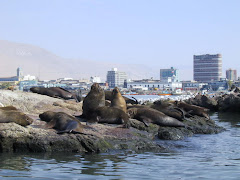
<box><xmin>1</xmin><ymin>1</ymin><xmax>240</xmax><ymax>80</ymax></box>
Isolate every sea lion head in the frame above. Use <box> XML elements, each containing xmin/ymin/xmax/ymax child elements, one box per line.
<box><xmin>19</xmin><ymin>112</ymin><xmax>34</xmax><ymax>126</ymax></box>
<box><xmin>39</xmin><ymin>111</ymin><xmax>56</xmax><ymax>122</ymax></box>
<box><xmin>112</xmin><ymin>87</ymin><xmax>121</xmax><ymax>97</ymax></box>
<box><xmin>91</xmin><ymin>83</ymin><xmax>102</xmax><ymax>93</ymax></box>
<box><xmin>175</xmin><ymin>100</ymin><xmax>180</xmax><ymax>106</ymax></box>
<box><xmin>127</xmin><ymin>108</ymin><xmax>137</xmax><ymax>118</ymax></box>
<box><xmin>30</xmin><ymin>87</ymin><xmax>41</xmax><ymax>93</ymax></box>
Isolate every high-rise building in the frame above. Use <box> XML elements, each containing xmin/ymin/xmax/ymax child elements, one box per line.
<box><xmin>17</xmin><ymin>67</ymin><xmax>23</xmax><ymax>81</ymax></box>
<box><xmin>106</xmin><ymin>68</ymin><xmax>127</xmax><ymax>88</ymax></box>
<box><xmin>160</xmin><ymin>67</ymin><xmax>179</xmax><ymax>82</ymax></box>
<box><xmin>193</xmin><ymin>54</ymin><xmax>222</xmax><ymax>82</ymax></box>
<box><xmin>226</xmin><ymin>69</ymin><xmax>237</xmax><ymax>81</ymax></box>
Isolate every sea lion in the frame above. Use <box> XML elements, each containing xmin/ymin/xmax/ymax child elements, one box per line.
<box><xmin>127</xmin><ymin>107</ymin><xmax>185</xmax><ymax>127</ymax></box>
<box><xmin>110</xmin><ymin>87</ymin><xmax>127</xmax><ymax>113</ymax></box>
<box><xmin>150</xmin><ymin>101</ymin><xmax>185</xmax><ymax>121</ymax></box>
<box><xmin>30</xmin><ymin>87</ymin><xmax>80</xmax><ymax>102</ymax></box>
<box><xmin>0</xmin><ymin>108</ymin><xmax>33</xmax><ymax>126</ymax></box>
<box><xmin>175</xmin><ymin>101</ymin><xmax>210</xmax><ymax>119</ymax></box>
<box><xmin>39</xmin><ymin>111</ymin><xmax>83</xmax><ymax>134</ymax></box>
<box><xmin>105</xmin><ymin>90</ymin><xmax>138</xmax><ymax>104</ymax></box>
<box><xmin>82</xmin><ymin>83</ymin><xmax>105</xmax><ymax>119</ymax></box>
<box><xmin>90</xmin><ymin>106</ymin><xmax>130</xmax><ymax>128</ymax></box>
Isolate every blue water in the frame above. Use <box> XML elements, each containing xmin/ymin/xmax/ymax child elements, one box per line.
<box><xmin>0</xmin><ymin>112</ymin><xmax>240</xmax><ymax>179</ymax></box>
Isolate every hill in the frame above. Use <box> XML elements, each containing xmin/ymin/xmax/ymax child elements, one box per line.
<box><xmin>0</xmin><ymin>40</ymin><xmax>159</xmax><ymax>81</ymax></box>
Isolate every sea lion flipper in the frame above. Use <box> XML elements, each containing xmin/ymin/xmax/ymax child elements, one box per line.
<box><xmin>173</xmin><ymin>107</ymin><xmax>186</xmax><ymax>120</ymax></box>
<box><xmin>45</xmin><ymin>120</ymin><xmax>56</xmax><ymax>129</ymax></box>
<box><xmin>143</xmin><ymin>120</ymin><xmax>149</xmax><ymax>127</ymax></box>
<box><xmin>139</xmin><ymin>116</ymin><xmax>151</xmax><ymax>127</ymax></box>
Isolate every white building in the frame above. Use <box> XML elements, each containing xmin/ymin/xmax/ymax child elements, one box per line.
<box><xmin>127</xmin><ymin>80</ymin><xmax>182</xmax><ymax>91</ymax></box>
<box><xmin>106</xmin><ymin>68</ymin><xmax>127</xmax><ymax>88</ymax></box>
<box><xmin>90</xmin><ymin>76</ymin><xmax>101</xmax><ymax>83</ymax></box>
<box><xmin>23</xmin><ymin>74</ymin><xmax>36</xmax><ymax>81</ymax></box>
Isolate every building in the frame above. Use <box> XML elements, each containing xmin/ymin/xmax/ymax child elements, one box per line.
<box><xmin>90</xmin><ymin>76</ymin><xmax>101</xmax><ymax>83</ymax></box>
<box><xmin>193</xmin><ymin>54</ymin><xmax>222</xmax><ymax>82</ymax></box>
<box><xmin>0</xmin><ymin>67</ymin><xmax>23</xmax><ymax>82</ymax></box>
<box><xmin>160</xmin><ymin>67</ymin><xmax>179</xmax><ymax>82</ymax></box>
<box><xmin>226</xmin><ymin>69</ymin><xmax>237</xmax><ymax>81</ymax></box>
<box><xmin>106</xmin><ymin>68</ymin><xmax>127</xmax><ymax>88</ymax></box>
<box><xmin>182</xmin><ymin>81</ymin><xmax>207</xmax><ymax>92</ymax></box>
<box><xmin>127</xmin><ymin>79</ymin><xmax>182</xmax><ymax>91</ymax></box>
<box><xmin>19</xmin><ymin>80</ymin><xmax>38</xmax><ymax>91</ymax></box>
<box><xmin>23</xmin><ymin>74</ymin><xmax>36</xmax><ymax>81</ymax></box>
<box><xmin>208</xmin><ymin>78</ymin><xmax>228</xmax><ymax>91</ymax></box>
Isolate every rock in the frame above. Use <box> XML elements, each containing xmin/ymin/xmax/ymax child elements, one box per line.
<box><xmin>186</xmin><ymin>94</ymin><xmax>218</xmax><ymax>111</ymax></box>
<box><xmin>0</xmin><ymin>90</ymin><xmax>82</xmax><ymax>115</ymax></box>
<box><xmin>0</xmin><ymin>90</ymin><xmax>225</xmax><ymax>153</ymax></box>
<box><xmin>217</xmin><ymin>93</ymin><xmax>240</xmax><ymax>112</ymax></box>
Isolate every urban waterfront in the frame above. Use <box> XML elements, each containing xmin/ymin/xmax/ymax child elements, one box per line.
<box><xmin>0</xmin><ymin>109</ymin><xmax>240</xmax><ymax>179</ymax></box>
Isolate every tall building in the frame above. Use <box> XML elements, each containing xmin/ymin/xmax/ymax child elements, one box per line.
<box><xmin>106</xmin><ymin>68</ymin><xmax>127</xmax><ymax>88</ymax></box>
<box><xmin>193</xmin><ymin>54</ymin><xmax>222</xmax><ymax>82</ymax></box>
<box><xmin>226</xmin><ymin>69</ymin><xmax>237</xmax><ymax>81</ymax></box>
<box><xmin>17</xmin><ymin>67</ymin><xmax>23</xmax><ymax>81</ymax></box>
<box><xmin>160</xmin><ymin>67</ymin><xmax>179</xmax><ymax>82</ymax></box>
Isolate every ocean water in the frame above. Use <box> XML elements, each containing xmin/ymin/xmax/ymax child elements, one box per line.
<box><xmin>0</xmin><ymin>112</ymin><xmax>240</xmax><ymax>179</ymax></box>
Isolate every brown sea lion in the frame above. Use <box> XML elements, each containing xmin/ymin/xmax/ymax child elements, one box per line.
<box><xmin>105</xmin><ymin>90</ymin><xmax>138</xmax><ymax>104</ymax></box>
<box><xmin>90</xmin><ymin>106</ymin><xmax>130</xmax><ymax>128</ymax></box>
<box><xmin>150</xmin><ymin>101</ymin><xmax>185</xmax><ymax>121</ymax></box>
<box><xmin>30</xmin><ymin>87</ymin><xmax>80</xmax><ymax>102</ymax></box>
<box><xmin>82</xmin><ymin>83</ymin><xmax>105</xmax><ymax>119</ymax></box>
<box><xmin>0</xmin><ymin>108</ymin><xmax>33</xmax><ymax>126</ymax></box>
<box><xmin>110</xmin><ymin>87</ymin><xmax>127</xmax><ymax>113</ymax></box>
<box><xmin>127</xmin><ymin>107</ymin><xmax>185</xmax><ymax>127</ymax></box>
<box><xmin>175</xmin><ymin>101</ymin><xmax>210</xmax><ymax>119</ymax></box>
<box><xmin>39</xmin><ymin>111</ymin><xmax>83</xmax><ymax>134</ymax></box>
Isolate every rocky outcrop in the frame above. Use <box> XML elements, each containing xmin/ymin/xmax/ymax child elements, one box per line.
<box><xmin>186</xmin><ymin>94</ymin><xmax>219</xmax><ymax>111</ymax></box>
<box><xmin>0</xmin><ymin>90</ymin><xmax>82</xmax><ymax>115</ymax></box>
<box><xmin>186</xmin><ymin>93</ymin><xmax>240</xmax><ymax>112</ymax></box>
<box><xmin>0</xmin><ymin>116</ymin><xmax>224</xmax><ymax>153</ymax></box>
<box><xmin>0</xmin><ymin>90</ymin><xmax>225</xmax><ymax>153</ymax></box>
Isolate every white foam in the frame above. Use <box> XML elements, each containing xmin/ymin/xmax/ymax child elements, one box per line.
<box><xmin>124</xmin><ymin>94</ymin><xmax>195</xmax><ymax>104</ymax></box>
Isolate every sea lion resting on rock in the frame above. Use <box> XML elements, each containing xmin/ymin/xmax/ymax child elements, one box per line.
<box><xmin>175</xmin><ymin>101</ymin><xmax>210</xmax><ymax>119</ymax></box>
<box><xmin>30</xmin><ymin>87</ymin><xmax>80</xmax><ymax>102</ymax></box>
<box><xmin>90</xmin><ymin>106</ymin><xmax>130</xmax><ymax>128</ymax></box>
<box><xmin>127</xmin><ymin>107</ymin><xmax>185</xmax><ymax>127</ymax></box>
<box><xmin>0</xmin><ymin>106</ymin><xmax>33</xmax><ymax>126</ymax></box>
<box><xmin>110</xmin><ymin>87</ymin><xmax>127</xmax><ymax>113</ymax></box>
<box><xmin>150</xmin><ymin>100</ymin><xmax>185</xmax><ymax>121</ymax></box>
<box><xmin>82</xmin><ymin>83</ymin><xmax>105</xmax><ymax>119</ymax></box>
<box><xmin>39</xmin><ymin>111</ymin><xmax>83</xmax><ymax>134</ymax></box>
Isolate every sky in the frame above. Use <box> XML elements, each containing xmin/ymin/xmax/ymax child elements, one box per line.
<box><xmin>0</xmin><ymin>0</ymin><xmax>240</xmax><ymax>80</ymax></box>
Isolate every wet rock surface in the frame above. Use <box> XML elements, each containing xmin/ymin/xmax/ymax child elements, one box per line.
<box><xmin>0</xmin><ymin>90</ymin><xmax>225</xmax><ymax>153</ymax></box>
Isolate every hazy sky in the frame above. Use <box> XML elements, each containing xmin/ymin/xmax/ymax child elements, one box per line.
<box><xmin>0</xmin><ymin>0</ymin><xmax>240</xmax><ymax>80</ymax></box>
